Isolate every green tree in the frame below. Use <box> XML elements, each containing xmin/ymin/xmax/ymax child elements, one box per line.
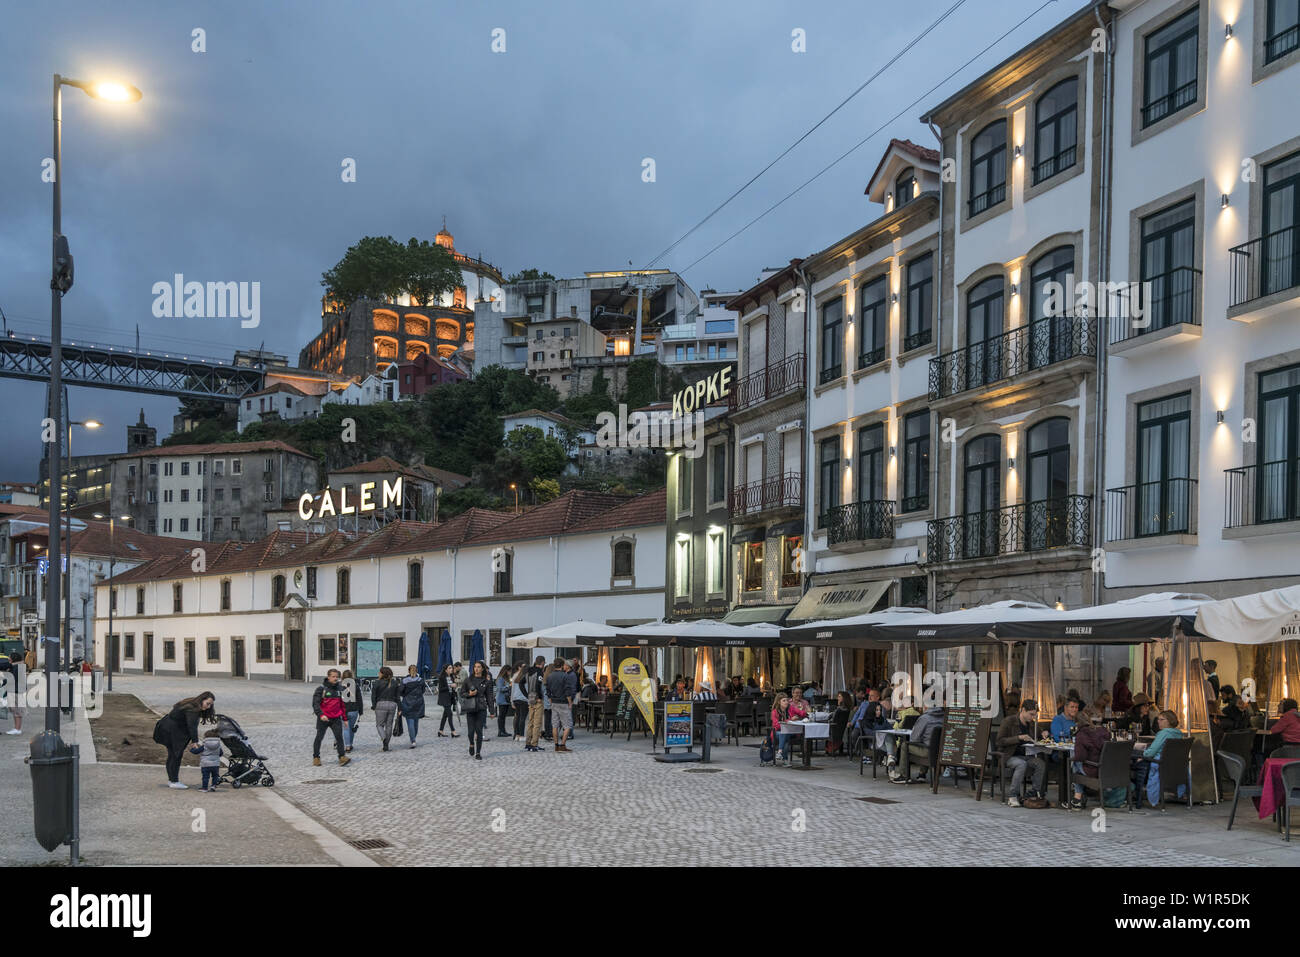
<box><xmin>504</xmin><ymin>425</ymin><xmax>568</xmax><ymax>479</ymax></box>
<box><xmin>403</xmin><ymin>237</ymin><xmax>464</xmax><ymax>306</ymax></box>
<box><xmin>507</xmin><ymin>267</ymin><xmax>556</xmax><ymax>283</ymax></box>
<box><xmin>321</xmin><ymin>235</ymin><xmax>463</xmax><ymax>309</ymax></box>
<box><xmin>529</xmin><ymin>477</ymin><xmax>561</xmax><ymax>504</ymax></box>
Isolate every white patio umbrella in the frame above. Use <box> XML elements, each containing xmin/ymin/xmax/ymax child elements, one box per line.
<box><xmin>506</xmin><ymin>620</ymin><xmax>621</xmax><ymax>649</ymax></box>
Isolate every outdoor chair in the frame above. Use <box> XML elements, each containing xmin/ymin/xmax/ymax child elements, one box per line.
<box><xmin>754</xmin><ymin>704</ymin><xmax>772</xmax><ymax>740</ymax></box>
<box><xmin>734</xmin><ymin>699</ymin><xmax>754</xmax><ymax>737</ymax></box>
<box><xmin>1151</xmin><ymin>737</ymin><xmax>1194</xmax><ymax>810</ymax></box>
<box><xmin>596</xmin><ymin>696</ymin><xmax>618</xmax><ymax>733</ymax></box>
<box><xmin>986</xmin><ymin>746</ymin><xmax>1008</xmax><ymax>802</ymax></box>
<box><xmin>719</xmin><ymin>700</ymin><xmax>740</xmax><ymax>745</ymax></box>
<box><xmin>827</xmin><ymin>712</ymin><xmax>849</xmax><ymax>758</ymax></box>
<box><xmin>1268</xmin><ymin>743</ymin><xmax>1300</xmax><ymax>761</ymax></box>
<box><xmin>1218</xmin><ymin>730</ymin><xmax>1256</xmax><ymax>786</ymax></box>
<box><xmin>1074</xmin><ymin>740</ymin><xmax>1135</xmax><ymax>812</ymax></box>
<box><xmin>1282</xmin><ymin>761</ymin><xmax>1300</xmax><ymax>842</ymax></box>
<box><xmin>898</xmin><ymin>725</ymin><xmax>942</xmax><ymax>785</ymax></box>
<box><xmin>1217</xmin><ymin>751</ymin><xmax>1266</xmax><ymax>830</ymax></box>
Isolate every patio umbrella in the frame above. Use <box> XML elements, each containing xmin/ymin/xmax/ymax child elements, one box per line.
<box><xmin>998</xmin><ymin>592</ymin><xmax>1207</xmax><ymax>642</ymax></box>
<box><xmin>779</xmin><ymin>606</ymin><xmax>934</xmax><ymax>649</ymax></box>
<box><xmin>873</xmin><ymin>601</ymin><xmax>1054</xmax><ymax>643</ymax></box>
<box><xmin>437</xmin><ymin>629</ymin><xmax>452</xmax><ymax>672</ymax></box>
<box><xmin>469</xmin><ymin>629</ymin><xmax>485</xmax><ymax>667</ymax></box>
<box><xmin>612</xmin><ymin>619</ymin><xmax>785</xmax><ymax>648</ymax></box>
<box><xmin>416</xmin><ymin>631</ymin><xmax>433</xmax><ymax>678</ymax></box>
<box><xmin>507</xmin><ymin>620</ymin><xmax>622</xmax><ymax>648</ymax></box>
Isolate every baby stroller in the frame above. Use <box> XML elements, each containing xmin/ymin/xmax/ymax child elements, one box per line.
<box><xmin>215</xmin><ymin>713</ymin><xmax>275</xmax><ymax>788</ymax></box>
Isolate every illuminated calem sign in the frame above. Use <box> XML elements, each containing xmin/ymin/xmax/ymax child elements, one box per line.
<box><xmin>298</xmin><ymin>477</ymin><xmax>403</xmax><ymax>520</ymax></box>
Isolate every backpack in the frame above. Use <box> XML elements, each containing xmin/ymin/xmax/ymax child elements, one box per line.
<box><xmin>758</xmin><ymin>731</ymin><xmax>776</xmax><ymax>766</ymax></box>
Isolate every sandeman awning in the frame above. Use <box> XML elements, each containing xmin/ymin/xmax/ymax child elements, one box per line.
<box><xmin>788</xmin><ymin>579</ymin><xmax>891</xmax><ymax>623</ymax></box>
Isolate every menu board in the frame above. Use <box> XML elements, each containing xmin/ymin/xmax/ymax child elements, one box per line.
<box><xmin>938</xmin><ymin>706</ymin><xmax>988</xmax><ymax>769</ymax></box>
<box><xmin>354</xmin><ymin>639</ymin><xmax>384</xmax><ymax>679</ymax></box>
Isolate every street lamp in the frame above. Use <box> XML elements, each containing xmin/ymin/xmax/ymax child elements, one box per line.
<box><xmin>509</xmin><ymin>483</ymin><xmax>519</xmax><ymax>514</ymax></box>
<box><xmin>33</xmin><ymin>72</ymin><xmax>141</xmax><ymax>863</ymax></box>
<box><xmin>92</xmin><ymin>512</ymin><xmax>131</xmax><ymax>692</ymax></box>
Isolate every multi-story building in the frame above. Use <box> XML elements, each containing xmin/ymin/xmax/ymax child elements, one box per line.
<box><xmin>109</xmin><ymin>440</ymin><xmax>318</xmax><ymax>542</ymax></box>
<box><xmin>918</xmin><ymin>4</ymin><xmax>1111</xmax><ymax>617</ymax></box>
<box><xmin>299</xmin><ymin>224</ymin><xmax>503</xmax><ymax>379</ymax></box>
<box><xmin>0</xmin><ymin>513</ymin><xmax>189</xmax><ymax>659</ymax></box>
<box><xmin>724</xmin><ymin>260</ymin><xmax>807</xmax><ymax>682</ymax></box>
<box><xmin>1098</xmin><ymin>0</ymin><xmax>1300</xmax><ymax>687</ymax></box>
<box><xmin>93</xmin><ymin>488</ymin><xmax>665</xmax><ymax>681</ymax></box>
<box><xmin>236</xmin><ymin>382</ymin><xmax>324</xmax><ymax>434</ymax></box>
<box><xmin>524</xmin><ymin>317</ymin><xmax>608</xmax><ymax>397</ymax></box>
<box><xmin>38</xmin><ymin>411</ymin><xmax>158</xmax><ymax>521</ymax></box>
<box><xmin>658</xmin><ymin>288</ymin><xmax>741</xmax><ymax>369</ymax></box>
<box><xmin>395</xmin><ymin>352</ymin><xmax>468</xmax><ymax>397</ymax></box>
<box><xmin>799</xmin><ymin>138</ymin><xmax>942</xmax><ymax>683</ymax></box>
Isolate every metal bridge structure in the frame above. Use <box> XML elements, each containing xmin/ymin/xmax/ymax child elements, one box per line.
<box><xmin>0</xmin><ymin>331</ymin><xmax>265</xmax><ymax>400</ymax></box>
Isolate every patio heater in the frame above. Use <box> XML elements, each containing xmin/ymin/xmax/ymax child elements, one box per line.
<box><xmin>889</xmin><ymin>642</ymin><xmax>920</xmax><ymax>705</ymax></box>
<box><xmin>1165</xmin><ymin>626</ymin><xmax>1218</xmax><ymax>803</ymax></box>
<box><xmin>1020</xmin><ymin>642</ymin><xmax>1058</xmax><ymax>717</ymax></box>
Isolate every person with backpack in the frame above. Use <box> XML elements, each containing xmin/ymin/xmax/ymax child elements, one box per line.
<box><xmin>511</xmin><ymin>666</ymin><xmax>529</xmax><ymax>741</ymax></box>
<box><xmin>460</xmin><ymin>660</ymin><xmax>496</xmax><ymax>760</ymax></box>
<box><xmin>399</xmin><ymin>665</ymin><xmax>426</xmax><ymax>748</ymax></box>
<box><xmin>371</xmin><ymin>666</ymin><xmax>401</xmax><ymax>751</ymax></box>
<box><xmin>339</xmin><ymin>669</ymin><xmax>363</xmax><ymax>752</ymax></box>
<box><xmin>312</xmin><ymin>668</ymin><xmax>352</xmax><ymax>767</ymax></box>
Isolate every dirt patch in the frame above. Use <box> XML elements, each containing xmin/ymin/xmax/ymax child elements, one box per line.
<box><xmin>89</xmin><ymin>693</ymin><xmax>199</xmax><ymax>767</ymax></box>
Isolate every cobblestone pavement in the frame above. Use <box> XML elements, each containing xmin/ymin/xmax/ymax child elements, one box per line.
<box><xmin>113</xmin><ymin>677</ymin><xmax>1298</xmax><ymax>866</ymax></box>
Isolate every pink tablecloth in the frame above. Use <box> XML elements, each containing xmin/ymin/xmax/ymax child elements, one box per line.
<box><xmin>1254</xmin><ymin>758</ymin><xmax>1300</xmax><ymax>819</ymax></box>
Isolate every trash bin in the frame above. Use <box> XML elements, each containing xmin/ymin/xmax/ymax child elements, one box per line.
<box><xmin>29</xmin><ymin>730</ymin><xmax>74</xmax><ymax>852</ymax></box>
<box><xmin>705</xmin><ymin>712</ymin><xmax>727</xmax><ymax>745</ymax></box>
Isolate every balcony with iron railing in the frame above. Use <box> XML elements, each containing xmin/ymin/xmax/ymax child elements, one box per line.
<box><xmin>1228</xmin><ymin>223</ymin><xmax>1300</xmax><ymax>317</ymax></box>
<box><xmin>728</xmin><ymin>353</ymin><xmax>805</xmax><ymax>411</ymax></box>
<box><xmin>1109</xmin><ymin>267</ymin><xmax>1202</xmax><ymax>352</ymax></box>
<box><xmin>729</xmin><ymin>472</ymin><xmax>802</xmax><ymax>518</ymax></box>
<box><xmin>926</xmin><ymin>495</ymin><xmax>1091</xmax><ymax>563</ymax></box>
<box><xmin>823</xmin><ymin>500</ymin><xmax>895</xmax><ymax>546</ymax></box>
<box><xmin>1225</xmin><ymin>461</ymin><xmax>1300</xmax><ymax>531</ymax></box>
<box><xmin>1105</xmin><ymin>478</ymin><xmax>1198</xmax><ymax>543</ymax></box>
<box><xmin>928</xmin><ymin>315</ymin><xmax>1096</xmax><ymax>402</ymax></box>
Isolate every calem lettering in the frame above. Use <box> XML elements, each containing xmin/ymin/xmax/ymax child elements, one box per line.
<box><xmin>299</xmin><ymin>478</ymin><xmax>402</xmax><ymax>521</ymax></box>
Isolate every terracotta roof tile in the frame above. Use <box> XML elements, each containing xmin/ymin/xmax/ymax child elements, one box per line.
<box><xmin>112</xmin><ymin>439</ymin><xmax>312</xmax><ymax>460</ymax></box>
<box><xmin>462</xmin><ymin>490</ymin><xmax>628</xmax><ymax>546</ymax></box>
<box><xmin>565</xmin><ymin>487</ymin><xmax>666</xmax><ymax>534</ymax></box>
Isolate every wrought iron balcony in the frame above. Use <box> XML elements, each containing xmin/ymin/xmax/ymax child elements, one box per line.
<box><xmin>1105</xmin><ymin>479</ymin><xmax>1197</xmax><ymax>541</ymax></box>
<box><xmin>1109</xmin><ymin>267</ymin><xmax>1202</xmax><ymax>345</ymax></box>
<box><xmin>928</xmin><ymin>315</ymin><xmax>1097</xmax><ymax>401</ymax></box>
<box><xmin>823</xmin><ymin>500</ymin><xmax>895</xmax><ymax>546</ymax></box>
<box><xmin>729</xmin><ymin>472</ymin><xmax>802</xmax><ymax>517</ymax></box>
<box><xmin>728</xmin><ymin>353</ymin><xmax>805</xmax><ymax>410</ymax></box>
<box><xmin>926</xmin><ymin>495</ymin><xmax>1091</xmax><ymax>562</ymax></box>
<box><xmin>1225</xmin><ymin>461</ymin><xmax>1300</xmax><ymax>528</ymax></box>
<box><xmin>1229</xmin><ymin>224</ymin><xmax>1300</xmax><ymax>308</ymax></box>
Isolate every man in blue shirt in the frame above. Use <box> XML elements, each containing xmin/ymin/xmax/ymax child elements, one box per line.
<box><xmin>1050</xmin><ymin>697</ymin><xmax>1080</xmax><ymax>741</ymax></box>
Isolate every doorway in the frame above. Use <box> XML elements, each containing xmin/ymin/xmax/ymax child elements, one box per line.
<box><xmin>184</xmin><ymin>640</ymin><xmax>196</xmax><ymax>677</ymax></box>
<box><xmin>143</xmin><ymin>633</ymin><xmax>154</xmax><ymax>674</ymax></box>
<box><xmin>288</xmin><ymin>630</ymin><xmax>304</xmax><ymax>681</ymax></box>
<box><xmin>232</xmin><ymin>639</ymin><xmax>246</xmax><ymax>679</ymax></box>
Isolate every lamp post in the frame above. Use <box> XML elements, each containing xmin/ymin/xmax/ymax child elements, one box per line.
<box><xmin>32</xmin><ymin>72</ymin><xmax>140</xmax><ymax>864</ymax></box>
<box><xmin>92</xmin><ymin>513</ymin><xmax>131</xmax><ymax>692</ymax></box>
<box><xmin>63</xmin><ymin>418</ymin><xmax>100</xmax><ymax>671</ymax></box>
<box><xmin>509</xmin><ymin>482</ymin><xmax>519</xmax><ymax>514</ymax></box>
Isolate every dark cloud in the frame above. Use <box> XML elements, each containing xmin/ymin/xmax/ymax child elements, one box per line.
<box><xmin>0</xmin><ymin>0</ymin><xmax>1057</xmax><ymax>479</ymax></box>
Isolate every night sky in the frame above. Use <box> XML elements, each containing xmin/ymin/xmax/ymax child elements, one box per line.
<box><xmin>0</xmin><ymin>0</ymin><xmax>1070</xmax><ymax>481</ymax></box>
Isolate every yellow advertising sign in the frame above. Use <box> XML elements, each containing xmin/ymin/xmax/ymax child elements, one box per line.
<box><xmin>618</xmin><ymin>657</ymin><xmax>655</xmax><ymax>734</ymax></box>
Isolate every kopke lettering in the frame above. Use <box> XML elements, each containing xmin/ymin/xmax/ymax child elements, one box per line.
<box><xmin>151</xmin><ymin>274</ymin><xmax>260</xmax><ymax>328</ymax></box>
<box><xmin>672</xmin><ymin>366</ymin><xmax>732</xmax><ymax>417</ymax></box>
<box><xmin>49</xmin><ymin>887</ymin><xmax>151</xmax><ymax>938</ymax></box>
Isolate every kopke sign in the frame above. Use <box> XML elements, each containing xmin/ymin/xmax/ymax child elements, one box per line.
<box><xmin>672</xmin><ymin>366</ymin><xmax>733</xmax><ymax>417</ymax></box>
<box><xmin>298</xmin><ymin>477</ymin><xmax>402</xmax><ymax>521</ymax></box>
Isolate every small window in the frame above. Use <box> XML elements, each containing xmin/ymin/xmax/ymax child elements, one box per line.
<box><xmin>743</xmin><ymin>542</ymin><xmax>763</xmax><ymax>592</ymax></box>
<box><xmin>337</xmin><ymin>568</ymin><xmax>351</xmax><ymax>605</ymax></box>
<box><xmin>819</xmin><ymin>297</ymin><xmax>844</xmax><ymax>384</ymax></box>
<box><xmin>1034</xmin><ymin>78</ymin><xmax>1078</xmax><ymax>184</ymax></box>
<box><xmin>220</xmin><ymin>579</ymin><xmax>231</xmax><ymax>611</ymax></box>
<box><xmin>858</xmin><ymin>276</ymin><xmax>888</xmax><ymax>369</ymax></box>
<box><xmin>818</xmin><ymin>436</ymin><xmax>842</xmax><ymax>527</ymax></box>
<box><xmin>231</xmin><ymin>459</ymin><xmax>242</xmax><ymax>474</ymax></box>
<box><xmin>780</xmin><ymin>535</ymin><xmax>802</xmax><ymax>589</ymax></box>
<box><xmin>206</xmin><ymin>639</ymin><xmax>220</xmax><ymax>663</ymax></box>
<box><xmin>179</xmin><ymin>518</ymin><xmax>189</xmax><ymax>533</ymax></box>
<box><xmin>1266</xmin><ymin>0</ymin><xmax>1300</xmax><ymax>63</ymax></box>
<box><xmin>905</xmin><ymin>253</ymin><xmax>934</xmax><ymax>350</ymax></box>
<box><xmin>124</xmin><ymin>634</ymin><xmax>135</xmax><ymax>659</ymax></box>
<box><xmin>676</xmin><ymin>454</ymin><xmax>693</xmax><ymax>515</ymax></box>
<box><xmin>385</xmin><ymin>635</ymin><xmax>405</xmax><ymax>662</ymax></box>
<box><xmin>894</xmin><ymin>165</ymin><xmax>916</xmax><ymax>208</ymax></box>
<box><xmin>612</xmin><ymin>540</ymin><xmax>634</xmax><ymax>578</ymax></box>
<box><xmin>319</xmin><ymin>636</ymin><xmax>337</xmax><ymax>663</ymax></box>
<box><xmin>181</xmin><ymin>461</ymin><xmax>190</xmax><ymax>476</ymax></box>
<box><xmin>172</xmin><ymin>582</ymin><xmax>183</xmax><ymax>613</ymax></box>
<box><xmin>674</xmin><ymin>538</ymin><xmax>690</xmax><ymax>598</ymax></box>
<box><xmin>148</xmin><ymin>462</ymin><xmax>158</xmax><ymax>476</ymax></box>
<box><xmin>1142</xmin><ymin>7</ymin><xmax>1200</xmax><ymax>128</ymax></box>
<box><xmin>135</xmin><ymin>586</ymin><xmax>145</xmax><ymax>615</ymax></box>
<box><xmin>306</xmin><ymin>566</ymin><xmax>317</xmax><ymax>599</ymax></box>
<box><xmin>493</xmin><ymin>551</ymin><xmax>513</xmax><ymax>595</ymax></box>
<box><xmin>164</xmin><ymin>640</ymin><xmax>176</xmax><ymax>662</ymax></box>
<box><xmin>256</xmin><ymin>637</ymin><xmax>273</xmax><ymax>662</ymax></box>
<box><xmin>272</xmin><ymin>574</ymin><xmax>286</xmax><ymax>607</ymax></box>
<box><xmin>408</xmin><ymin>562</ymin><xmax>422</xmax><ymax>600</ymax></box>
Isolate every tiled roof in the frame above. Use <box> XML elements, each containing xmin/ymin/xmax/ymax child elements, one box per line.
<box><xmin>865</xmin><ymin>137</ymin><xmax>942</xmax><ymax>199</ymax></box>
<box><xmin>330</xmin><ymin>456</ymin><xmax>470</xmax><ymax>489</ymax></box>
<box><xmin>243</xmin><ymin>382</ymin><xmax>310</xmax><ymax>399</ymax></box>
<box><xmin>502</xmin><ymin>409</ymin><xmax>586</xmax><ymax>430</ymax></box>
<box><xmin>69</xmin><ymin>522</ymin><xmax>198</xmax><ymax>562</ymax></box>
<box><xmin>111</xmin><ymin>439</ymin><xmax>313</xmax><ymax>460</ymax></box>
<box><xmin>565</xmin><ymin>487</ymin><xmax>665</xmax><ymax>534</ymax></box>
<box><xmin>103</xmin><ymin>489</ymin><xmax>666</xmax><ymax>585</ymax></box>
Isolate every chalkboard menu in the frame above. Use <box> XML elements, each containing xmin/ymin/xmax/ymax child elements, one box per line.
<box><xmin>938</xmin><ymin>707</ymin><xmax>987</xmax><ymax>768</ymax></box>
<box><xmin>933</xmin><ymin>707</ymin><xmax>993</xmax><ymax>798</ymax></box>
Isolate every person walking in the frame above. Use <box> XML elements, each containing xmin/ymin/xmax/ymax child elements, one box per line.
<box><xmin>495</xmin><ymin>664</ymin><xmax>514</xmax><ymax>737</ymax></box>
<box><xmin>371</xmin><ymin>666</ymin><xmax>401</xmax><ymax>751</ymax></box>
<box><xmin>189</xmin><ymin>729</ymin><xmax>224</xmax><ymax>791</ymax></box>
<box><xmin>436</xmin><ymin>663</ymin><xmax>459</xmax><ymax>737</ymax></box>
<box><xmin>156</xmin><ymin>691</ymin><xmax>217</xmax><ymax>789</ymax></box>
<box><xmin>399</xmin><ymin>664</ymin><xmax>426</xmax><ymax>748</ymax></box>
<box><xmin>524</xmin><ymin>655</ymin><xmax>546</xmax><ymax>752</ymax></box>
<box><xmin>313</xmin><ymin>668</ymin><xmax>351</xmax><ymax>767</ymax></box>
<box><xmin>541</xmin><ymin>663</ymin><xmax>555</xmax><ymax>742</ymax></box>
<box><xmin>460</xmin><ymin>660</ymin><xmax>496</xmax><ymax>760</ymax></box>
<box><xmin>0</xmin><ymin>654</ymin><xmax>22</xmax><ymax>735</ymax></box>
<box><xmin>511</xmin><ymin>665</ymin><xmax>529</xmax><ymax>741</ymax></box>
<box><xmin>340</xmin><ymin>669</ymin><xmax>363</xmax><ymax>752</ymax></box>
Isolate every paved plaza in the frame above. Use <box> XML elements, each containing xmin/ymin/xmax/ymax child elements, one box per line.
<box><xmin>5</xmin><ymin>675</ymin><xmax>1297</xmax><ymax>866</ymax></box>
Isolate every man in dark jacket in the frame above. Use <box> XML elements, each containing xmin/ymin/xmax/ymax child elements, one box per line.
<box><xmin>523</xmin><ymin>656</ymin><xmax>546</xmax><ymax>752</ymax></box>
<box><xmin>545</xmin><ymin>659</ymin><xmax>578</xmax><ymax>752</ymax></box>
<box><xmin>997</xmin><ymin>699</ymin><xmax>1046</xmax><ymax>807</ymax></box>
<box><xmin>312</xmin><ymin>669</ymin><xmax>351</xmax><ymax>767</ymax></box>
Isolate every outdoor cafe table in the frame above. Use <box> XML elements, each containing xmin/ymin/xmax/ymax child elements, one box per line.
<box><xmin>1026</xmin><ymin>741</ymin><xmax>1075</xmax><ymax>807</ymax></box>
<box><xmin>1254</xmin><ymin>757</ymin><xmax>1300</xmax><ymax>820</ymax></box>
<box><xmin>781</xmin><ymin>720</ymin><xmax>829</xmax><ymax>770</ymax></box>
<box><xmin>872</xmin><ymin>728</ymin><xmax>911</xmax><ymax>779</ymax></box>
